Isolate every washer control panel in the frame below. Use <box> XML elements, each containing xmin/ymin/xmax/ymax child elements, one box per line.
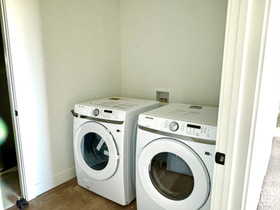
<box><xmin>74</xmin><ymin>104</ymin><xmax>125</xmax><ymax>121</ymax></box>
<box><xmin>139</xmin><ymin>115</ymin><xmax>217</xmax><ymax>141</ymax></box>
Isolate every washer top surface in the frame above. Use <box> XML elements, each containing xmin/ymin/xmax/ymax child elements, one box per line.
<box><xmin>142</xmin><ymin>103</ymin><xmax>218</xmax><ymax>127</ymax></box>
<box><xmin>77</xmin><ymin>97</ymin><xmax>158</xmax><ymax>112</ymax></box>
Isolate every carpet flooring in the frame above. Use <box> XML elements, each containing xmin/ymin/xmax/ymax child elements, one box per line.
<box><xmin>258</xmin><ymin>137</ymin><xmax>280</xmax><ymax>210</ymax></box>
<box><xmin>8</xmin><ymin>179</ymin><xmax>136</xmax><ymax>210</ymax></box>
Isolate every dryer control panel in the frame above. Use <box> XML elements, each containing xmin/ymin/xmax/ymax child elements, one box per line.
<box><xmin>138</xmin><ymin>115</ymin><xmax>217</xmax><ymax>141</ymax></box>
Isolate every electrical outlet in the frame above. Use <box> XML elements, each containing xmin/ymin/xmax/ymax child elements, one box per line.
<box><xmin>156</xmin><ymin>90</ymin><xmax>169</xmax><ymax>103</ymax></box>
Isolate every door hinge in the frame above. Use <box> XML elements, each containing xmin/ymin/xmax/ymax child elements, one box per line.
<box><xmin>215</xmin><ymin>152</ymin><xmax>226</xmax><ymax>165</ymax></box>
<box><xmin>15</xmin><ymin>110</ymin><xmax>18</xmax><ymax>116</ymax></box>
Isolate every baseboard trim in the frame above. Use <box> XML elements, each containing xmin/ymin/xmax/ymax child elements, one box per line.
<box><xmin>27</xmin><ymin>167</ymin><xmax>76</xmax><ymax>201</ymax></box>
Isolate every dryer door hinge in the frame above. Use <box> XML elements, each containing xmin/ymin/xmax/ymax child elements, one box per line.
<box><xmin>15</xmin><ymin>110</ymin><xmax>18</xmax><ymax>117</ymax></box>
<box><xmin>215</xmin><ymin>152</ymin><xmax>226</xmax><ymax>165</ymax></box>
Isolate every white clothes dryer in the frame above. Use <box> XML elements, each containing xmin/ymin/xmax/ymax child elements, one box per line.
<box><xmin>136</xmin><ymin>104</ymin><xmax>218</xmax><ymax>210</ymax></box>
<box><xmin>72</xmin><ymin>97</ymin><xmax>160</xmax><ymax>205</ymax></box>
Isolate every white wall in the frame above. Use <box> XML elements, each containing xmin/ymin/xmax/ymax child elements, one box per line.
<box><xmin>5</xmin><ymin>0</ymin><xmax>121</xmax><ymax>200</ymax></box>
<box><xmin>38</xmin><ymin>0</ymin><xmax>121</xmax><ymax>198</ymax></box>
<box><xmin>120</xmin><ymin>0</ymin><xmax>227</xmax><ymax>106</ymax></box>
<box><xmin>36</xmin><ymin>0</ymin><xmax>121</xmax><ymax>198</ymax></box>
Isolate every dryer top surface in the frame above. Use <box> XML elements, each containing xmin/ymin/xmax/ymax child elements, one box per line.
<box><xmin>142</xmin><ymin>103</ymin><xmax>218</xmax><ymax>127</ymax></box>
<box><xmin>76</xmin><ymin>97</ymin><xmax>159</xmax><ymax>112</ymax></box>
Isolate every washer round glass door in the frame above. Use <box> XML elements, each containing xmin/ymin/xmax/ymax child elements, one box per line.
<box><xmin>75</xmin><ymin>121</ymin><xmax>119</xmax><ymax>180</ymax></box>
<box><xmin>138</xmin><ymin>138</ymin><xmax>210</xmax><ymax>209</ymax></box>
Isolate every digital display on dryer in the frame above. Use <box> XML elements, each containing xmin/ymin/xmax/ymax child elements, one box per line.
<box><xmin>187</xmin><ymin>124</ymin><xmax>201</xmax><ymax>129</ymax></box>
<box><xmin>104</xmin><ymin>110</ymin><xmax>113</xmax><ymax>114</ymax></box>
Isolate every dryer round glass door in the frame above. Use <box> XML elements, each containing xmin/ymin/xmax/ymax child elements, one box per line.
<box><xmin>75</xmin><ymin>121</ymin><xmax>119</xmax><ymax>181</ymax></box>
<box><xmin>150</xmin><ymin>152</ymin><xmax>194</xmax><ymax>201</ymax></box>
<box><xmin>82</xmin><ymin>132</ymin><xmax>109</xmax><ymax>171</ymax></box>
<box><xmin>138</xmin><ymin>138</ymin><xmax>210</xmax><ymax>210</ymax></box>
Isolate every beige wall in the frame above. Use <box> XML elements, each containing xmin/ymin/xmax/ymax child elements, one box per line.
<box><xmin>5</xmin><ymin>0</ymin><xmax>121</xmax><ymax>200</ymax></box>
<box><xmin>120</xmin><ymin>0</ymin><xmax>227</xmax><ymax>106</ymax></box>
<box><xmin>38</xmin><ymin>0</ymin><xmax>121</xmax><ymax>197</ymax></box>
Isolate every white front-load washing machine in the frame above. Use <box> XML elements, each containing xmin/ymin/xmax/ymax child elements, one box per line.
<box><xmin>136</xmin><ymin>104</ymin><xmax>218</xmax><ymax>210</ymax></box>
<box><xmin>72</xmin><ymin>97</ymin><xmax>160</xmax><ymax>205</ymax></box>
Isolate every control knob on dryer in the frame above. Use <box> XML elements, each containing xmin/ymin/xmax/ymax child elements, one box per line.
<box><xmin>169</xmin><ymin>121</ymin><xmax>179</xmax><ymax>132</ymax></box>
<box><xmin>93</xmin><ymin>108</ymin><xmax>100</xmax><ymax>117</ymax></box>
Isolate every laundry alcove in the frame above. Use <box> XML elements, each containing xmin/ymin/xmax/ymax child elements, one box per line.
<box><xmin>2</xmin><ymin>0</ymin><xmax>228</xmax><ymax>202</ymax></box>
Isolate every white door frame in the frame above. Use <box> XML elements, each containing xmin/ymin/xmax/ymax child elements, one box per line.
<box><xmin>0</xmin><ymin>0</ymin><xmax>28</xmax><ymax>200</ymax></box>
<box><xmin>211</xmin><ymin>0</ymin><xmax>271</xmax><ymax>209</ymax></box>
<box><xmin>243</xmin><ymin>0</ymin><xmax>280</xmax><ymax>209</ymax></box>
